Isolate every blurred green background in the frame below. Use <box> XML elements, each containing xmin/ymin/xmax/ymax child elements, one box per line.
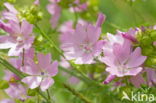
<box><xmin>0</xmin><ymin>0</ymin><xmax>156</xmax><ymax>103</ymax></box>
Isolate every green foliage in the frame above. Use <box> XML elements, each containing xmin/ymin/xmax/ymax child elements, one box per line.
<box><xmin>27</xmin><ymin>88</ymin><xmax>38</xmax><ymax>96</ymax></box>
<box><xmin>136</xmin><ymin>29</ymin><xmax>156</xmax><ymax>68</ymax></box>
<box><xmin>0</xmin><ymin>80</ymin><xmax>9</xmax><ymax>89</ymax></box>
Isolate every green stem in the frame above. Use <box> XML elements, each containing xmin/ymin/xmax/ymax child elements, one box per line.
<box><xmin>63</xmin><ymin>83</ymin><xmax>92</xmax><ymax>103</ymax></box>
<box><xmin>22</xmin><ymin>48</ymin><xmax>25</xmax><ymax>66</ymax></box>
<box><xmin>35</xmin><ymin>24</ymin><xmax>62</xmax><ymax>55</ymax></box>
<box><xmin>59</xmin><ymin>66</ymin><xmax>90</xmax><ymax>84</ymax></box>
<box><xmin>37</xmin><ymin>94</ymin><xmax>39</xmax><ymax>103</ymax></box>
<box><xmin>0</xmin><ymin>57</ymin><xmax>25</xmax><ymax>78</ymax></box>
<box><xmin>73</xmin><ymin>7</ymin><xmax>78</xmax><ymax>28</ymax></box>
<box><xmin>47</xmin><ymin>89</ymin><xmax>51</xmax><ymax>101</ymax></box>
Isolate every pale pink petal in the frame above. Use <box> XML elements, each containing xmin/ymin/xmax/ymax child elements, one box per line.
<box><xmin>0</xmin><ymin>21</ymin><xmax>12</xmax><ymax>33</ymax></box>
<box><xmin>73</xmin><ymin>24</ymin><xmax>86</xmax><ymax>44</ymax></box>
<box><xmin>21</xmin><ymin>20</ymin><xmax>33</xmax><ymax>37</ymax></box>
<box><xmin>87</xmin><ymin>24</ymin><xmax>101</xmax><ymax>43</ymax></box>
<box><xmin>0</xmin><ymin>42</ymin><xmax>15</xmax><ymax>49</ymax></box>
<box><xmin>22</xmin><ymin>76</ymin><xmax>42</xmax><ymax>89</ymax></box>
<box><xmin>125</xmin><ymin>67</ymin><xmax>143</xmax><ymax>76</ymax></box>
<box><xmin>113</xmin><ymin>40</ymin><xmax>131</xmax><ymax>64</ymax></box>
<box><xmin>93</xmin><ymin>40</ymin><xmax>105</xmax><ymax>56</ymax></box>
<box><xmin>21</xmin><ymin>58</ymin><xmax>40</xmax><ymax>75</ymax></box>
<box><xmin>127</xmin><ymin>47</ymin><xmax>147</xmax><ymax>68</ymax></box>
<box><xmin>106</xmin><ymin>67</ymin><xmax>120</xmax><ymax>76</ymax></box>
<box><xmin>2</xmin><ymin>12</ymin><xmax>18</xmax><ymax>22</ymax></box>
<box><xmin>100</xmin><ymin>56</ymin><xmax>115</xmax><ymax>67</ymax></box>
<box><xmin>40</xmin><ymin>77</ymin><xmax>54</xmax><ymax>91</ymax></box>
<box><xmin>37</xmin><ymin>53</ymin><xmax>51</xmax><ymax>69</ymax></box>
<box><xmin>81</xmin><ymin>53</ymin><xmax>94</xmax><ymax>64</ymax></box>
<box><xmin>4</xmin><ymin>3</ymin><xmax>18</xmax><ymax>14</ymax></box>
<box><xmin>8</xmin><ymin>45</ymin><xmax>20</xmax><ymax>56</ymax></box>
<box><xmin>47</xmin><ymin>61</ymin><xmax>58</xmax><ymax>76</ymax></box>
<box><xmin>9</xmin><ymin>20</ymin><xmax>21</xmax><ymax>35</ymax></box>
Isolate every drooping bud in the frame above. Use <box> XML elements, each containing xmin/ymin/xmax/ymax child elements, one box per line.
<box><xmin>103</xmin><ymin>75</ymin><xmax>116</xmax><ymax>84</ymax></box>
<box><xmin>96</xmin><ymin>13</ymin><xmax>106</xmax><ymax>27</ymax></box>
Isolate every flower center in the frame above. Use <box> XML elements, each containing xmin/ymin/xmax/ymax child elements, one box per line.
<box><xmin>118</xmin><ymin>65</ymin><xmax>130</xmax><ymax>74</ymax></box>
<box><xmin>80</xmin><ymin>43</ymin><xmax>93</xmax><ymax>53</ymax></box>
<box><xmin>16</xmin><ymin>36</ymin><xmax>24</xmax><ymax>42</ymax></box>
<box><xmin>9</xmin><ymin>77</ymin><xmax>16</xmax><ymax>83</ymax></box>
<box><xmin>41</xmin><ymin>72</ymin><xmax>45</xmax><ymax>76</ymax></box>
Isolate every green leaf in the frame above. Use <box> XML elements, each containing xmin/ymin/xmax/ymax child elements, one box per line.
<box><xmin>0</xmin><ymin>80</ymin><xmax>9</xmax><ymax>89</ymax></box>
<box><xmin>27</xmin><ymin>88</ymin><xmax>38</xmax><ymax>96</ymax></box>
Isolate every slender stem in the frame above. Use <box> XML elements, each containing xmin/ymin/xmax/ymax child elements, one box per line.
<box><xmin>0</xmin><ymin>57</ymin><xmax>25</xmax><ymax>78</ymax></box>
<box><xmin>59</xmin><ymin>66</ymin><xmax>90</xmax><ymax>84</ymax></box>
<box><xmin>37</xmin><ymin>94</ymin><xmax>39</xmax><ymax>103</ymax></box>
<box><xmin>22</xmin><ymin>48</ymin><xmax>25</xmax><ymax>66</ymax></box>
<box><xmin>73</xmin><ymin>7</ymin><xmax>78</xmax><ymax>28</ymax></box>
<box><xmin>35</xmin><ymin>24</ymin><xmax>63</xmax><ymax>55</ymax></box>
<box><xmin>63</xmin><ymin>83</ymin><xmax>92</xmax><ymax>103</ymax></box>
<box><xmin>47</xmin><ymin>89</ymin><xmax>51</xmax><ymax>101</ymax></box>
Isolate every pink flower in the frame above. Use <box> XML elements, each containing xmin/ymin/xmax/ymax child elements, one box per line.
<box><xmin>60</xmin><ymin>13</ymin><xmax>105</xmax><ymax>64</ymax></box>
<box><xmin>5</xmin><ymin>84</ymin><xmax>29</xmax><ymax>101</ymax></box>
<box><xmin>4</xmin><ymin>70</ymin><xmax>19</xmax><ymax>83</ymax></box>
<box><xmin>21</xmin><ymin>53</ymin><xmax>58</xmax><ymax>91</ymax></box>
<box><xmin>101</xmin><ymin>34</ymin><xmax>147</xmax><ymax>77</ymax></box>
<box><xmin>47</xmin><ymin>0</ymin><xmax>61</xmax><ymax>28</ymax></box>
<box><xmin>0</xmin><ymin>20</ymin><xmax>34</xmax><ymax>56</ymax></box>
<box><xmin>2</xmin><ymin>3</ymin><xmax>19</xmax><ymax>22</ymax></box>
<box><xmin>3</xmin><ymin>58</ymin><xmax>22</xmax><ymax>83</ymax></box>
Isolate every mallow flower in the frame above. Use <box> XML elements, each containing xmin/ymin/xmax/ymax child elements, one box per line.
<box><xmin>21</xmin><ymin>53</ymin><xmax>58</xmax><ymax>91</ymax></box>
<box><xmin>101</xmin><ymin>33</ymin><xmax>147</xmax><ymax>80</ymax></box>
<box><xmin>0</xmin><ymin>20</ymin><xmax>34</xmax><ymax>56</ymax></box>
<box><xmin>60</xmin><ymin>13</ymin><xmax>105</xmax><ymax>64</ymax></box>
<box><xmin>5</xmin><ymin>83</ymin><xmax>29</xmax><ymax>101</ymax></box>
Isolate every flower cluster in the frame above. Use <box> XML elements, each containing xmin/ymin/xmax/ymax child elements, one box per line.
<box><xmin>0</xmin><ymin>0</ymin><xmax>156</xmax><ymax>103</ymax></box>
<box><xmin>0</xmin><ymin>2</ymin><xmax>58</xmax><ymax>102</ymax></box>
